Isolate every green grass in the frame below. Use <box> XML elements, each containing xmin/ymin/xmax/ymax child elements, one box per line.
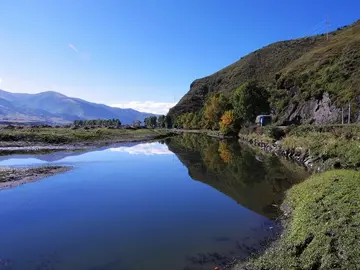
<box><xmin>241</xmin><ymin>170</ymin><xmax>360</xmax><ymax>270</ymax></box>
<box><xmin>0</xmin><ymin>127</ymin><xmax>170</xmax><ymax>144</ymax></box>
<box><xmin>282</xmin><ymin>125</ymin><xmax>360</xmax><ymax>168</ymax></box>
<box><xmin>239</xmin><ymin>124</ymin><xmax>360</xmax><ymax>169</ymax></box>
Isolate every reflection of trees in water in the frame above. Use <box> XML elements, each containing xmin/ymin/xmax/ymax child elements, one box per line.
<box><xmin>218</xmin><ymin>142</ymin><xmax>233</xmax><ymax>164</ymax></box>
<box><xmin>166</xmin><ymin>134</ymin><xmax>309</xmax><ymax>219</ymax></box>
<box><xmin>164</xmin><ymin>134</ymin><xmax>309</xmax><ymax>270</ymax></box>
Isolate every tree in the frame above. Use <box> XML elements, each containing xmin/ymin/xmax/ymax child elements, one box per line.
<box><xmin>144</xmin><ymin>116</ymin><xmax>157</xmax><ymax>128</ymax></box>
<box><xmin>115</xmin><ymin>119</ymin><xmax>121</xmax><ymax>127</ymax></box>
<box><xmin>157</xmin><ymin>115</ymin><xmax>166</xmax><ymax>128</ymax></box>
<box><xmin>150</xmin><ymin>116</ymin><xmax>157</xmax><ymax>128</ymax></box>
<box><xmin>203</xmin><ymin>93</ymin><xmax>230</xmax><ymax>130</ymax></box>
<box><xmin>190</xmin><ymin>111</ymin><xmax>202</xmax><ymax>129</ymax></box>
<box><xmin>72</xmin><ymin>118</ymin><xmax>121</xmax><ymax>128</ymax></box>
<box><xmin>232</xmin><ymin>81</ymin><xmax>270</xmax><ymax>123</ymax></box>
<box><xmin>144</xmin><ymin>117</ymin><xmax>151</xmax><ymax>128</ymax></box>
<box><xmin>165</xmin><ymin>115</ymin><xmax>172</xmax><ymax>128</ymax></box>
<box><xmin>219</xmin><ymin>110</ymin><xmax>236</xmax><ymax>134</ymax></box>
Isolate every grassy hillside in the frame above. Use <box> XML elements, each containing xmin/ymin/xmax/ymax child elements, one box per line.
<box><xmin>169</xmin><ymin>20</ymin><xmax>360</xmax><ymax>124</ymax></box>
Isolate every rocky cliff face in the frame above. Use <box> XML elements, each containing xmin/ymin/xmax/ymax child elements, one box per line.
<box><xmin>281</xmin><ymin>92</ymin><xmax>340</xmax><ymax>125</ymax></box>
<box><xmin>169</xmin><ymin>20</ymin><xmax>360</xmax><ymax>125</ymax></box>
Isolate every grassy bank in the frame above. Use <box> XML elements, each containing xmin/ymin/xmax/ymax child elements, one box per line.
<box><xmin>0</xmin><ymin>127</ymin><xmax>171</xmax><ymax>145</ymax></box>
<box><xmin>239</xmin><ymin>124</ymin><xmax>360</xmax><ymax>169</ymax></box>
<box><xmin>236</xmin><ymin>170</ymin><xmax>360</xmax><ymax>270</ymax></box>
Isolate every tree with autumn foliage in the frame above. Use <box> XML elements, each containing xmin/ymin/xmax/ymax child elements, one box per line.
<box><xmin>219</xmin><ymin>110</ymin><xmax>235</xmax><ymax>133</ymax></box>
<box><xmin>202</xmin><ymin>93</ymin><xmax>229</xmax><ymax>130</ymax></box>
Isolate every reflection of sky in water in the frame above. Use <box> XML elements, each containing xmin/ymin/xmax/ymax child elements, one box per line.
<box><xmin>109</xmin><ymin>142</ymin><xmax>173</xmax><ymax>156</ymax></box>
<box><xmin>0</xmin><ymin>139</ymin><xmax>285</xmax><ymax>270</ymax></box>
<box><xmin>0</xmin><ymin>142</ymin><xmax>173</xmax><ymax>166</ymax></box>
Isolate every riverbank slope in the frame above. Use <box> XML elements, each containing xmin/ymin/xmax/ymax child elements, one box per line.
<box><xmin>238</xmin><ymin>124</ymin><xmax>360</xmax><ymax>171</ymax></box>
<box><xmin>235</xmin><ymin>170</ymin><xmax>360</xmax><ymax>270</ymax></box>
<box><xmin>231</xmin><ymin>125</ymin><xmax>360</xmax><ymax>269</ymax></box>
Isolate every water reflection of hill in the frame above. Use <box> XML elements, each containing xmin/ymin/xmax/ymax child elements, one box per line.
<box><xmin>165</xmin><ymin>134</ymin><xmax>309</xmax><ymax>219</ymax></box>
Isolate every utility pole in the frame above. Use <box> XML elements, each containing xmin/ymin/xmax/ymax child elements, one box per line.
<box><xmin>348</xmin><ymin>102</ymin><xmax>351</xmax><ymax>124</ymax></box>
<box><xmin>326</xmin><ymin>16</ymin><xmax>330</xmax><ymax>41</ymax></box>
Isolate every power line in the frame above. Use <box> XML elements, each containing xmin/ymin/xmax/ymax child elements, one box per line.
<box><xmin>304</xmin><ymin>20</ymin><xmax>327</xmax><ymax>37</ymax></box>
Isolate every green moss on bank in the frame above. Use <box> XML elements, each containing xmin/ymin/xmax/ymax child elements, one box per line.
<box><xmin>239</xmin><ymin>170</ymin><xmax>360</xmax><ymax>270</ymax></box>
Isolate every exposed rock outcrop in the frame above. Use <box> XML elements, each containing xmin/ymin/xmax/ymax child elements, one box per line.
<box><xmin>281</xmin><ymin>92</ymin><xmax>340</xmax><ymax>125</ymax></box>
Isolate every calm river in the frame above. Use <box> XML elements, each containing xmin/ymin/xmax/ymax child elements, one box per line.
<box><xmin>0</xmin><ymin>134</ymin><xmax>308</xmax><ymax>270</ymax></box>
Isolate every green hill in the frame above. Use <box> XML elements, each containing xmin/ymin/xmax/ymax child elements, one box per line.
<box><xmin>169</xmin><ymin>20</ymin><xmax>360</xmax><ymax>125</ymax></box>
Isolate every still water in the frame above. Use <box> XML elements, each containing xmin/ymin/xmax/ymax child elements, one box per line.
<box><xmin>0</xmin><ymin>135</ymin><xmax>308</xmax><ymax>270</ymax></box>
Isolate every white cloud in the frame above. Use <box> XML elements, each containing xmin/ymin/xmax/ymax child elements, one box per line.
<box><xmin>109</xmin><ymin>143</ymin><xmax>173</xmax><ymax>155</ymax></box>
<box><xmin>68</xmin><ymin>43</ymin><xmax>79</xmax><ymax>53</ymax></box>
<box><xmin>0</xmin><ymin>78</ymin><xmax>2</xmax><ymax>89</ymax></box>
<box><xmin>112</xmin><ymin>101</ymin><xmax>176</xmax><ymax>115</ymax></box>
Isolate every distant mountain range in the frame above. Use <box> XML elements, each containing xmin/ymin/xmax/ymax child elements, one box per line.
<box><xmin>0</xmin><ymin>89</ymin><xmax>155</xmax><ymax>125</ymax></box>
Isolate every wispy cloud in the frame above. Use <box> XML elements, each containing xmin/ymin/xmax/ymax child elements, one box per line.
<box><xmin>0</xmin><ymin>78</ymin><xmax>2</xmax><ymax>89</ymax></box>
<box><xmin>68</xmin><ymin>43</ymin><xmax>79</xmax><ymax>53</ymax></box>
<box><xmin>112</xmin><ymin>101</ymin><xmax>176</xmax><ymax>115</ymax></box>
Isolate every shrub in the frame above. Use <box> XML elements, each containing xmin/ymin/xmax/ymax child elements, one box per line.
<box><xmin>264</xmin><ymin>125</ymin><xmax>285</xmax><ymax>140</ymax></box>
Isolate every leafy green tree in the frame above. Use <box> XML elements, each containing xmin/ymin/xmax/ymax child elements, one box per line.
<box><xmin>150</xmin><ymin>116</ymin><xmax>157</xmax><ymax>128</ymax></box>
<box><xmin>157</xmin><ymin>115</ymin><xmax>166</xmax><ymax>128</ymax></box>
<box><xmin>144</xmin><ymin>116</ymin><xmax>157</xmax><ymax>128</ymax></box>
<box><xmin>165</xmin><ymin>115</ymin><xmax>172</xmax><ymax>128</ymax></box>
<box><xmin>232</xmin><ymin>81</ymin><xmax>270</xmax><ymax>123</ymax></box>
<box><xmin>144</xmin><ymin>117</ymin><xmax>150</xmax><ymax>128</ymax></box>
<box><xmin>190</xmin><ymin>111</ymin><xmax>202</xmax><ymax>129</ymax></box>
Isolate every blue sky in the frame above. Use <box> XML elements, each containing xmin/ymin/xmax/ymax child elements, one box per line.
<box><xmin>0</xmin><ymin>0</ymin><xmax>359</xmax><ymax>114</ymax></box>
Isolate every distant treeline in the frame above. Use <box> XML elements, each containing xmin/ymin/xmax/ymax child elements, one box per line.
<box><xmin>72</xmin><ymin>115</ymin><xmax>173</xmax><ymax>129</ymax></box>
<box><xmin>144</xmin><ymin>115</ymin><xmax>172</xmax><ymax>128</ymax></box>
<box><xmin>73</xmin><ymin>119</ymin><xmax>121</xmax><ymax>128</ymax></box>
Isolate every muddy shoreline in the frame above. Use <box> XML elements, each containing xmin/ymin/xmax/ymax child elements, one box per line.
<box><xmin>0</xmin><ymin>166</ymin><xmax>72</xmax><ymax>190</ymax></box>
